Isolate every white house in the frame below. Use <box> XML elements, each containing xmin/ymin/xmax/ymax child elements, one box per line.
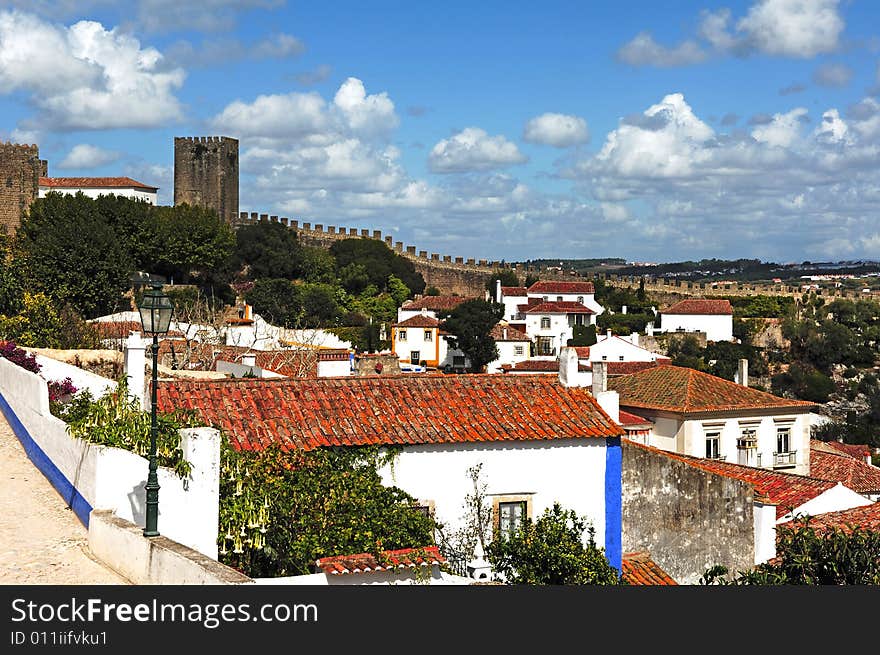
<box><xmin>390</xmin><ymin>310</ymin><xmax>467</xmax><ymax>369</ymax></box>
<box><xmin>527</xmin><ymin>280</ymin><xmax>605</xmax><ymax>318</ymax></box>
<box><xmin>520</xmin><ymin>301</ymin><xmax>594</xmax><ymax>358</ymax></box>
<box><xmin>608</xmin><ymin>364</ymin><xmax>818</xmax><ymax>476</ymax></box>
<box><xmin>658</xmin><ymin>299</ymin><xmax>734</xmax><ymax>342</ymax></box>
<box><xmin>579</xmin><ymin>331</ymin><xmax>672</xmax><ymax>367</ymax></box>
<box><xmin>397</xmin><ymin>296</ymin><xmax>472</xmax><ymax>322</ymax></box>
<box><xmin>496</xmin><ymin>285</ymin><xmax>529</xmax><ymax>322</ymax></box>
<box><xmin>39</xmin><ymin>176</ymin><xmax>158</xmax><ymax>204</ymax></box>
<box><xmin>486</xmin><ymin>321</ymin><xmax>532</xmax><ymax>373</ymax></box>
<box><xmin>157</xmin><ymin>374</ymin><xmax>628</xmax><ymax>574</ymax></box>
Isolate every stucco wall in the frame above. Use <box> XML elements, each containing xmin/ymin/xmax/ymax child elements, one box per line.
<box><xmin>622</xmin><ymin>440</ymin><xmax>755</xmax><ymax>585</ymax></box>
<box><xmin>378</xmin><ymin>438</ymin><xmax>609</xmax><ymax>550</ymax></box>
<box><xmin>38</xmin><ymin>187</ymin><xmax>157</xmax><ymax>204</ymax></box>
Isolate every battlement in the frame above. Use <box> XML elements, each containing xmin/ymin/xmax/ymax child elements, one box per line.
<box><xmin>0</xmin><ymin>141</ymin><xmax>42</xmax><ymax>235</ymax></box>
<box><xmin>0</xmin><ymin>141</ymin><xmax>39</xmax><ymax>154</ymax></box>
<box><xmin>174</xmin><ymin>136</ymin><xmax>238</xmax><ymax>146</ymax></box>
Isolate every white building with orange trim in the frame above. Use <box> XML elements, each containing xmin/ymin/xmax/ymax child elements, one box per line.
<box><xmin>39</xmin><ymin>176</ymin><xmax>158</xmax><ymax>204</ymax></box>
<box><xmin>658</xmin><ymin>299</ymin><xmax>734</xmax><ymax>342</ymax></box>
<box><xmin>390</xmin><ymin>310</ymin><xmax>467</xmax><ymax>369</ymax></box>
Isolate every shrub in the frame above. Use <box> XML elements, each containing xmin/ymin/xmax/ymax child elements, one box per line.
<box><xmin>0</xmin><ymin>340</ymin><xmax>41</xmax><ymax>374</ymax></box>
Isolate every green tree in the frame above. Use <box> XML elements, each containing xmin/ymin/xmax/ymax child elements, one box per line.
<box><xmin>568</xmin><ymin>324</ymin><xmax>597</xmax><ymax>347</ymax></box>
<box><xmin>701</xmin><ymin>517</ymin><xmax>880</xmax><ymax>585</ymax></box>
<box><xmin>485</xmin><ymin>269</ymin><xmax>520</xmax><ymax>292</ymax></box>
<box><xmin>299</xmin><ymin>283</ymin><xmax>341</xmax><ymax>328</ymax></box>
<box><xmin>17</xmin><ymin>192</ymin><xmax>133</xmax><ymax>318</ymax></box>
<box><xmin>330</xmin><ymin>238</ymin><xmax>425</xmax><ymax>296</ymax></box>
<box><xmin>234</xmin><ymin>221</ymin><xmax>304</xmax><ymax>280</ymax></box>
<box><xmin>387</xmin><ymin>274</ymin><xmax>411</xmax><ymax>306</ymax></box>
<box><xmin>771</xmin><ymin>362</ymin><xmax>835</xmax><ymax>403</ymax></box>
<box><xmin>666</xmin><ymin>335</ymin><xmax>706</xmax><ymax>371</ymax></box>
<box><xmin>219</xmin><ymin>444</ymin><xmax>437</xmax><ymax>577</ymax></box>
<box><xmin>524</xmin><ymin>273</ymin><xmax>540</xmax><ymax>287</ymax></box>
<box><xmin>244</xmin><ymin>278</ymin><xmax>302</xmax><ymax>327</ymax></box>
<box><xmin>441</xmin><ymin>299</ymin><xmax>503</xmax><ymax>372</ymax></box>
<box><xmin>486</xmin><ymin>503</ymin><xmax>623</xmax><ymax>585</ymax></box>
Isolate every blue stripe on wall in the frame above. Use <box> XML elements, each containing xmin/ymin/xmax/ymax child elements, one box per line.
<box><xmin>0</xmin><ymin>391</ymin><xmax>93</xmax><ymax>527</ymax></box>
<box><xmin>604</xmin><ymin>436</ymin><xmax>622</xmax><ymax>571</ymax></box>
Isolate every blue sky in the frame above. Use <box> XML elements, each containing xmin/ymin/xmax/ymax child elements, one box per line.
<box><xmin>1</xmin><ymin>1</ymin><xmax>879</xmax><ymax>264</ymax></box>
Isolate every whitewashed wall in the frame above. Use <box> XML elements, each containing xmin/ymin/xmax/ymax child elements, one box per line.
<box><xmin>0</xmin><ymin>357</ymin><xmax>220</xmax><ymax>559</ymax></box>
<box><xmin>524</xmin><ymin>313</ymin><xmax>572</xmax><ymax>357</ymax></box>
<box><xmin>660</xmin><ymin>314</ymin><xmax>733</xmax><ymax>342</ymax></box>
<box><xmin>487</xmin><ymin>340</ymin><xmax>531</xmax><ymax>373</ymax></box>
<box><xmin>778</xmin><ymin>483</ymin><xmax>872</xmax><ymax>523</ymax></box>
<box><xmin>500</xmin><ymin>294</ymin><xmax>526</xmax><ymax>322</ymax></box>
<box><xmin>378</xmin><ymin>439</ymin><xmax>609</xmax><ymax>549</ymax></box>
<box><xmin>586</xmin><ymin>334</ymin><xmax>663</xmax><ymax>363</ymax></box>
<box><xmin>39</xmin><ymin>187</ymin><xmax>157</xmax><ymax>204</ymax></box>
<box><xmin>317</xmin><ymin>358</ymin><xmax>352</xmax><ymax>377</ymax></box>
<box><xmin>30</xmin><ymin>352</ymin><xmax>117</xmax><ymax>399</ymax></box>
<box><xmin>753</xmin><ymin>501</ymin><xmax>777</xmax><ymax>564</ymax></box>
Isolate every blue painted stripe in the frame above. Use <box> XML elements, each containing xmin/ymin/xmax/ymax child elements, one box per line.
<box><xmin>604</xmin><ymin>436</ymin><xmax>622</xmax><ymax>572</ymax></box>
<box><xmin>0</xmin><ymin>391</ymin><xmax>92</xmax><ymax>527</ymax></box>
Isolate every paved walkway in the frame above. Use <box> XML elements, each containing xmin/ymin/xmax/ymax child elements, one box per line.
<box><xmin>0</xmin><ymin>413</ymin><xmax>128</xmax><ymax>584</ymax></box>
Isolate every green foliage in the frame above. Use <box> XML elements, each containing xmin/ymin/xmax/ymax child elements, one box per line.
<box><xmin>596</xmin><ymin>310</ymin><xmax>654</xmax><ymax>336</ymax></box>
<box><xmin>701</xmin><ymin>517</ymin><xmax>880</xmax><ymax>585</ymax></box>
<box><xmin>60</xmin><ymin>379</ymin><xmax>197</xmax><ymax>479</ymax></box>
<box><xmin>524</xmin><ymin>273</ymin><xmax>540</xmax><ymax>287</ymax></box>
<box><xmin>17</xmin><ymin>192</ymin><xmax>133</xmax><ymax>318</ymax></box>
<box><xmin>486</xmin><ymin>503</ymin><xmax>624</xmax><ymax>585</ymax></box>
<box><xmin>234</xmin><ymin>221</ymin><xmax>304</xmax><ymax>280</ymax></box>
<box><xmin>299</xmin><ymin>246</ymin><xmax>336</xmax><ymax>284</ymax></box>
<box><xmin>568</xmin><ymin>324</ymin><xmax>597</xmax><ymax>347</ymax></box>
<box><xmin>666</xmin><ymin>335</ymin><xmax>706</xmax><ymax>371</ymax></box>
<box><xmin>440</xmin><ymin>299</ymin><xmax>503</xmax><ymax>372</ymax></box>
<box><xmin>771</xmin><ymin>362</ymin><xmax>835</xmax><ymax>403</ymax></box>
<box><xmin>329</xmin><ymin>238</ymin><xmax>425</xmax><ymax>296</ymax></box>
<box><xmin>218</xmin><ymin>444</ymin><xmax>436</xmax><ymax>577</ymax></box>
<box><xmin>244</xmin><ymin>279</ymin><xmax>341</xmax><ymax>328</ymax></box>
<box><xmin>704</xmin><ymin>340</ymin><xmax>768</xmax><ymax>380</ymax></box>
<box><xmin>424</xmin><ymin>286</ymin><xmax>441</xmax><ymax>296</ymax></box>
<box><xmin>812</xmin><ymin>387</ymin><xmax>880</xmax><ymax>448</ymax></box>
<box><xmin>485</xmin><ymin>269</ymin><xmax>520</xmax><ymax>291</ymax></box>
<box><xmin>723</xmin><ymin>295</ymin><xmax>795</xmax><ymax>319</ymax></box>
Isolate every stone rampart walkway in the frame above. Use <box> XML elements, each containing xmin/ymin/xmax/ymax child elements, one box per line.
<box><xmin>0</xmin><ymin>413</ymin><xmax>128</xmax><ymax>584</ymax></box>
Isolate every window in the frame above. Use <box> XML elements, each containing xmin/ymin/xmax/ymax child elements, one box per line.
<box><xmin>493</xmin><ymin>495</ymin><xmax>532</xmax><ymax>540</ymax></box>
<box><xmin>424</xmin><ymin>330</ymin><xmax>433</xmax><ymax>341</ymax></box>
<box><xmin>618</xmin><ymin>355</ymin><xmax>624</xmax><ymax>361</ymax></box>
<box><xmin>577</xmin><ymin>296</ymin><xmax>584</xmax><ymax>303</ymax></box>
<box><xmin>412</xmin><ymin>500</ymin><xmax>435</xmax><ymax>518</ymax></box>
<box><xmin>410</xmin><ymin>351</ymin><xmax>420</xmax><ymax>364</ymax></box>
<box><xmin>514</xmin><ymin>345</ymin><xmax>524</xmax><ymax>356</ymax></box>
<box><xmin>774</xmin><ymin>426</ymin><xmax>796</xmax><ymax>467</ymax></box>
<box><xmin>540</xmin><ymin>317</ymin><xmax>551</xmax><ymax>329</ymax></box>
<box><xmin>542</xmin><ymin>296</ymin><xmax>548</xmax><ymax>301</ymax></box>
<box><xmin>601</xmin><ymin>355</ymin><xmax>607</xmax><ymax>361</ymax></box>
<box><xmin>556</xmin><ymin>296</ymin><xmax>563</xmax><ymax>302</ymax></box>
<box><xmin>398</xmin><ymin>329</ymin><xmax>407</xmax><ymax>341</ymax></box>
<box><xmin>536</xmin><ymin>336</ymin><xmax>554</xmax><ymax>356</ymax></box>
<box><xmin>705</xmin><ymin>432</ymin><xmax>721</xmax><ymax>459</ymax></box>
<box><xmin>776</xmin><ymin>427</ymin><xmax>791</xmax><ymax>454</ymax></box>
<box><xmin>453</xmin><ymin>355</ymin><xmax>466</xmax><ymax>367</ymax></box>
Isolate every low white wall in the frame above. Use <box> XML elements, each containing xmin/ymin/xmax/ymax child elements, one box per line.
<box><xmin>0</xmin><ymin>357</ymin><xmax>220</xmax><ymax>559</ymax></box>
<box><xmin>88</xmin><ymin>511</ymin><xmax>251</xmax><ymax>585</ymax></box>
<box><xmin>30</xmin><ymin>352</ymin><xmax>117</xmax><ymax>399</ymax></box>
<box><xmin>216</xmin><ymin>360</ymin><xmax>284</xmax><ymax>379</ymax></box>
<box><xmin>779</xmin><ymin>483</ymin><xmax>872</xmax><ymax>523</ymax></box>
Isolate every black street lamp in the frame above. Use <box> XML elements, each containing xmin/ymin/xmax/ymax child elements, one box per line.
<box><xmin>137</xmin><ymin>281</ymin><xmax>174</xmax><ymax>537</ymax></box>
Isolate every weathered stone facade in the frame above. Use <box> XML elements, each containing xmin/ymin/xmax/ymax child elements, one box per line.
<box><xmin>0</xmin><ymin>142</ymin><xmax>42</xmax><ymax>235</ymax></box>
<box><xmin>173</xmin><ymin>136</ymin><xmax>239</xmax><ymax>224</ymax></box>
<box><xmin>622</xmin><ymin>440</ymin><xmax>755</xmax><ymax>585</ymax></box>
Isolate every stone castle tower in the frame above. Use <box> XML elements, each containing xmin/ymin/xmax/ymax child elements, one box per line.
<box><xmin>173</xmin><ymin>136</ymin><xmax>239</xmax><ymax>224</ymax></box>
<box><xmin>0</xmin><ymin>142</ymin><xmax>46</xmax><ymax>235</ymax></box>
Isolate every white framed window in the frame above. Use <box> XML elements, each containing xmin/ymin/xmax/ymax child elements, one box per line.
<box><xmin>424</xmin><ymin>330</ymin><xmax>433</xmax><ymax>341</ymax></box>
<box><xmin>540</xmin><ymin>317</ymin><xmax>551</xmax><ymax>329</ymax></box>
<box><xmin>398</xmin><ymin>329</ymin><xmax>407</xmax><ymax>341</ymax></box>
<box><xmin>705</xmin><ymin>432</ymin><xmax>721</xmax><ymax>459</ymax></box>
<box><xmin>514</xmin><ymin>345</ymin><xmax>524</xmax><ymax>356</ymax></box>
<box><xmin>777</xmin><ymin>427</ymin><xmax>791</xmax><ymax>454</ymax></box>
<box><xmin>493</xmin><ymin>495</ymin><xmax>532</xmax><ymax>540</ymax></box>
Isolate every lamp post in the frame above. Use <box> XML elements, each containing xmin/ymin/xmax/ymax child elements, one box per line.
<box><xmin>137</xmin><ymin>281</ymin><xmax>174</xmax><ymax>537</ymax></box>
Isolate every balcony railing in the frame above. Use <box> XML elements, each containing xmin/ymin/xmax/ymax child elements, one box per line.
<box><xmin>773</xmin><ymin>450</ymin><xmax>797</xmax><ymax>468</ymax></box>
<box><xmin>706</xmin><ymin>452</ymin><xmax>725</xmax><ymax>460</ymax></box>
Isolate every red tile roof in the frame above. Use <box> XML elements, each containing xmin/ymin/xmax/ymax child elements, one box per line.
<box><xmin>507</xmin><ymin>359</ymin><xmax>590</xmax><ymax>373</ymax></box>
<box><xmin>393</xmin><ymin>315</ymin><xmax>441</xmax><ymax>328</ymax></box>
<box><xmin>663</xmin><ymin>299</ymin><xmax>733</xmax><ymax>315</ymax></box>
<box><xmin>528</xmin><ymin>280</ymin><xmax>595</xmax><ymax>294</ymax></box>
<box><xmin>604</xmin><ymin>361</ymin><xmax>664</xmax><ymax>376</ymax></box>
<box><xmin>608</xmin><ymin>365</ymin><xmax>816</xmax><ymax>415</ymax></box>
<box><xmin>522</xmin><ymin>301</ymin><xmax>594</xmax><ymax>314</ymax></box>
<box><xmin>820</xmin><ymin>440</ymin><xmax>873</xmax><ymax>459</ymax></box>
<box><xmin>622</xmin><ymin>552</ymin><xmax>678</xmax><ymax>585</ymax></box>
<box><xmin>624</xmin><ymin>439</ymin><xmax>836</xmax><ymax>519</ymax></box>
<box><xmin>574</xmin><ymin>346</ymin><xmax>590</xmax><ymax>359</ymax></box>
<box><xmin>157</xmin><ymin>374</ymin><xmax>625</xmax><ymax>452</ymax></box>
<box><xmin>39</xmin><ymin>176</ymin><xmax>158</xmax><ymax>191</ymax></box>
<box><xmin>500</xmin><ymin>286</ymin><xmax>528</xmax><ymax>296</ymax></box>
<box><xmin>618</xmin><ymin>410</ymin><xmax>652</xmax><ymax>428</ymax></box>
<box><xmin>401</xmin><ymin>296</ymin><xmax>471</xmax><ymax>311</ymax></box>
<box><xmin>315</xmin><ymin>546</ymin><xmax>445</xmax><ymax>575</ymax></box>
<box><xmin>809</xmin><ymin>447</ymin><xmax>880</xmax><ymax>494</ymax></box>
<box><xmin>805</xmin><ymin>503</ymin><xmax>880</xmax><ymax>533</ymax></box>
<box><xmin>489</xmin><ymin>323</ymin><xmax>530</xmax><ymax>341</ymax></box>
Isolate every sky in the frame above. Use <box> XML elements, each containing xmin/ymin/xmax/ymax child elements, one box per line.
<box><xmin>1</xmin><ymin>0</ymin><xmax>879</xmax><ymax>264</ymax></box>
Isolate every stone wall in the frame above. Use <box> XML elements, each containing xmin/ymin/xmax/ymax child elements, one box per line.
<box><xmin>622</xmin><ymin>440</ymin><xmax>755</xmax><ymax>585</ymax></box>
<box><xmin>174</xmin><ymin>136</ymin><xmax>239</xmax><ymax>224</ymax></box>
<box><xmin>0</xmin><ymin>142</ymin><xmax>41</xmax><ymax>235</ymax></box>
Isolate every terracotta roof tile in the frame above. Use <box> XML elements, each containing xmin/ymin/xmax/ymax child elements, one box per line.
<box><xmin>528</xmin><ymin>281</ymin><xmax>595</xmax><ymax>294</ymax></box>
<box><xmin>663</xmin><ymin>299</ymin><xmax>733</xmax><ymax>315</ymax></box>
<box><xmin>500</xmin><ymin>286</ymin><xmax>528</xmax><ymax>296</ymax></box>
<box><xmin>489</xmin><ymin>323</ymin><xmax>530</xmax><ymax>341</ymax></box>
<box><xmin>818</xmin><ymin>440</ymin><xmax>873</xmax><ymax>459</ymax></box>
<box><xmin>805</xmin><ymin>503</ymin><xmax>880</xmax><ymax>533</ymax></box>
<box><xmin>574</xmin><ymin>346</ymin><xmax>590</xmax><ymax>359</ymax></box>
<box><xmin>393</xmin><ymin>315</ymin><xmax>441</xmax><ymax>328</ymax></box>
<box><xmin>618</xmin><ymin>410</ymin><xmax>652</xmax><ymax>428</ymax></box>
<box><xmin>604</xmin><ymin>361</ymin><xmax>665</xmax><ymax>376</ymax></box>
<box><xmin>39</xmin><ymin>176</ymin><xmax>158</xmax><ymax>191</ymax></box>
<box><xmin>157</xmin><ymin>374</ymin><xmax>624</xmax><ymax>452</ymax></box>
<box><xmin>608</xmin><ymin>365</ymin><xmax>816</xmax><ymax>415</ymax></box>
<box><xmin>508</xmin><ymin>359</ymin><xmax>589</xmax><ymax>372</ymax></box>
<box><xmin>809</xmin><ymin>446</ymin><xmax>880</xmax><ymax>494</ymax></box>
<box><xmin>522</xmin><ymin>301</ymin><xmax>594</xmax><ymax>314</ymax></box>
<box><xmin>624</xmin><ymin>439</ymin><xmax>835</xmax><ymax>519</ymax></box>
<box><xmin>622</xmin><ymin>552</ymin><xmax>678</xmax><ymax>585</ymax></box>
<box><xmin>315</xmin><ymin>547</ymin><xmax>444</xmax><ymax>575</ymax></box>
<box><xmin>401</xmin><ymin>296</ymin><xmax>472</xmax><ymax>311</ymax></box>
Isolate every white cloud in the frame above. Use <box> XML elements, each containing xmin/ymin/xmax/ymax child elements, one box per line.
<box><xmin>616</xmin><ymin>32</ymin><xmax>706</xmax><ymax>67</ymax></box>
<box><xmin>812</xmin><ymin>62</ymin><xmax>853</xmax><ymax>87</ymax></box>
<box><xmin>0</xmin><ymin>11</ymin><xmax>184</xmax><ymax>130</ymax></box>
<box><xmin>814</xmin><ymin>109</ymin><xmax>850</xmax><ymax>144</ymax></box>
<box><xmin>294</xmin><ymin>64</ymin><xmax>332</xmax><ymax>86</ymax></box>
<box><xmin>333</xmin><ymin>77</ymin><xmax>398</xmax><ymax>137</ymax></box>
<box><xmin>601</xmin><ymin>203</ymin><xmax>630</xmax><ymax>222</ymax></box>
<box><xmin>165</xmin><ymin>32</ymin><xmax>303</xmax><ymax>67</ymax></box>
<box><xmin>738</xmin><ymin>0</ymin><xmax>843</xmax><ymax>58</ymax></box>
<box><xmin>134</xmin><ymin>0</ymin><xmax>284</xmax><ymax>33</ymax></box>
<box><xmin>751</xmin><ymin>108</ymin><xmax>808</xmax><ymax>147</ymax></box>
<box><xmin>210</xmin><ymin>92</ymin><xmax>329</xmax><ymax>140</ymax></box>
<box><xmin>523</xmin><ymin>113</ymin><xmax>589</xmax><ymax>147</ymax></box>
<box><xmin>428</xmin><ymin>127</ymin><xmax>527</xmax><ymax>173</ymax></box>
<box><xmin>58</xmin><ymin>144</ymin><xmax>121</xmax><ymax>169</ymax></box>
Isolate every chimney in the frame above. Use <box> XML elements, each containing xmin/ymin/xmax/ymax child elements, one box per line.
<box><xmin>621</xmin><ymin>305</ymin><xmax>627</xmax><ymax>314</ymax></box>
<box><xmin>123</xmin><ymin>331</ymin><xmax>147</xmax><ymax>411</ymax></box>
<box><xmin>606</xmin><ymin>329</ymin><xmax>612</xmax><ymax>340</ymax></box>
<box><xmin>558</xmin><ymin>347</ymin><xmax>584</xmax><ymax>387</ymax></box>
<box><xmin>736</xmin><ymin>358</ymin><xmax>748</xmax><ymax>387</ymax></box>
<box><xmin>503</xmin><ymin>327</ymin><xmax>508</xmax><ymax>339</ymax></box>
<box><xmin>496</xmin><ymin>279</ymin><xmax>502</xmax><ymax>304</ymax></box>
<box><xmin>421</xmin><ymin>306</ymin><xmax>428</xmax><ymax>317</ymax></box>
<box><xmin>592</xmin><ymin>360</ymin><xmax>607</xmax><ymax>395</ymax></box>
<box><xmin>630</xmin><ymin>332</ymin><xmax>639</xmax><ymax>347</ymax></box>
